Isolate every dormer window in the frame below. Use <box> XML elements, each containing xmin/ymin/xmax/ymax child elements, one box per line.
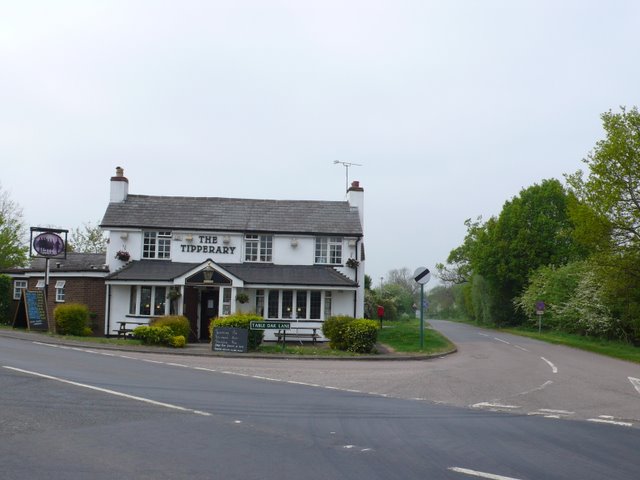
<box><xmin>143</xmin><ymin>231</ymin><xmax>171</xmax><ymax>259</ymax></box>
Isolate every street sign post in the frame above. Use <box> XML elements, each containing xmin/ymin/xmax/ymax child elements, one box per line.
<box><xmin>535</xmin><ymin>301</ymin><xmax>545</xmax><ymax>333</ymax></box>
<box><xmin>414</xmin><ymin>267</ymin><xmax>431</xmax><ymax>350</ymax></box>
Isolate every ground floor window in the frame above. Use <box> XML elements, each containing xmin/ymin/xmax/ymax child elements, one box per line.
<box><xmin>129</xmin><ymin>285</ymin><xmax>168</xmax><ymax>316</ymax></box>
<box><xmin>13</xmin><ymin>280</ymin><xmax>27</xmax><ymax>300</ymax></box>
<box><xmin>55</xmin><ymin>281</ymin><xmax>66</xmax><ymax>303</ymax></box>
<box><xmin>261</xmin><ymin>289</ymin><xmax>333</xmax><ymax>320</ymax></box>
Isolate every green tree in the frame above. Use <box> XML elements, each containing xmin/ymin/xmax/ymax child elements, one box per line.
<box><xmin>0</xmin><ymin>185</ymin><xmax>28</xmax><ymax>269</ymax></box>
<box><xmin>69</xmin><ymin>221</ymin><xmax>107</xmax><ymax>253</ymax></box>
<box><xmin>441</xmin><ymin>179</ymin><xmax>585</xmax><ymax>326</ymax></box>
<box><xmin>0</xmin><ymin>274</ymin><xmax>12</xmax><ymax>324</ymax></box>
<box><xmin>566</xmin><ymin>106</ymin><xmax>640</xmax><ymax>253</ymax></box>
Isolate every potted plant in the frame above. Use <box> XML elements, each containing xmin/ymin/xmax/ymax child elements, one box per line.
<box><xmin>236</xmin><ymin>292</ymin><xmax>249</xmax><ymax>304</ymax></box>
<box><xmin>115</xmin><ymin>250</ymin><xmax>130</xmax><ymax>261</ymax></box>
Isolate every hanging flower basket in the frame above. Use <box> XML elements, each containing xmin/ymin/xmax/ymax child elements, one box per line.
<box><xmin>346</xmin><ymin>258</ymin><xmax>360</xmax><ymax>269</ymax></box>
<box><xmin>236</xmin><ymin>292</ymin><xmax>249</xmax><ymax>304</ymax></box>
<box><xmin>167</xmin><ymin>288</ymin><xmax>182</xmax><ymax>301</ymax></box>
<box><xmin>115</xmin><ymin>250</ymin><xmax>130</xmax><ymax>261</ymax></box>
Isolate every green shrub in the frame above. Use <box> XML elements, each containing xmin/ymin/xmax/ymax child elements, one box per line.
<box><xmin>54</xmin><ymin>303</ymin><xmax>91</xmax><ymax>336</ymax></box>
<box><xmin>323</xmin><ymin>316</ymin><xmax>379</xmax><ymax>353</ymax></box>
<box><xmin>322</xmin><ymin>315</ymin><xmax>354</xmax><ymax>350</ymax></box>
<box><xmin>209</xmin><ymin>313</ymin><xmax>264</xmax><ymax>351</ymax></box>
<box><xmin>132</xmin><ymin>325</ymin><xmax>173</xmax><ymax>345</ymax></box>
<box><xmin>0</xmin><ymin>274</ymin><xmax>11</xmax><ymax>325</ymax></box>
<box><xmin>169</xmin><ymin>335</ymin><xmax>186</xmax><ymax>348</ymax></box>
<box><xmin>150</xmin><ymin>315</ymin><xmax>190</xmax><ymax>341</ymax></box>
<box><xmin>344</xmin><ymin>319</ymin><xmax>379</xmax><ymax>353</ymax></box>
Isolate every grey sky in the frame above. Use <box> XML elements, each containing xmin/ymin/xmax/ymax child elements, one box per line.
<box><xmin>1</xmin><ymin>1</ymin><xmax>639</xmax><ymax>285</ymax></box>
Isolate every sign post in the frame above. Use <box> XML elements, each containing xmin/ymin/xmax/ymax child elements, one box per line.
<box><xmin>413</xmin><ymin>267</ymin><xmax>431</xmax><ymax>350</ymax></box>
<box><xmin>535</xmin><ymin>301</ymin><xmax>545</xmax><ymax>333</ymax></box>
<box><xmin>30</xmin><ymin>227</ymin><xmax>68</xmax><ymax>334</ymax></box>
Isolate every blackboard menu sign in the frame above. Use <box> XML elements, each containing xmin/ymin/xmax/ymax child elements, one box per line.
<box><xmin>13</xmin><ymin>290</ymin><xmax>49</xmax><ymax>331</ymax></box>
<box><xmin>213</xmin><ymin>327</ymin><xmax>248</xmax><ymax>353</ymax></box>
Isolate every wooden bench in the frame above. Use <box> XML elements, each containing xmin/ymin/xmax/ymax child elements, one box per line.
<box><xmin>113</xmin><ymin>321</ymin><xmax>146</xmax><ymax>338</ymax></box>
<box><xmin>276</xmin><ymin>327</ymin><xmax>320</xmax><ymax>345</ymax></box>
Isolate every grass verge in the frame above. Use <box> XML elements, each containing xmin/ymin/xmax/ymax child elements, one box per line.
<box><xmin>377</xmin><ymin>319</ymin><xmax>455</xmax><ymax>354</ymax></box>
<box><xmin>499</xmin><ymin>327</ymin><xmax>640</xmax><ymax>364</ymax></box>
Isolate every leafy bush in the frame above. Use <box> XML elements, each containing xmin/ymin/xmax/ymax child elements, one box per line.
<box><xmin>150</xmin><ymin>315</ymin><xmax>190</xmax><ymax>341</ymax></box>
<box><xmin>0</xmin><ymin>274</ymin><xmax>11</xmax><ymax>325</ymax></box>
<box><xmin>323</xmin><ymin>316</ymin><xmax>379</xmax><ymax>353</ymax></box>
<box><xmin>54</xmin><ymin>303</ymin><xmax>92</xmax><ymax>336</ymax></box>
<box><xmin>169</xmin><ymin>335</ymin><xmax>186</xmax><ymax>348</ymax></box>
<box><xmin>322</xmin><ymin>315</ymin><xmax>354</xmax><ymax>350</ymax></box>
<box><xmin>343</xmin><ymin>319</ymin><xmax>379</xmax><ymax>353</ymax></box>
<box><xmin>132</xmin><ymin>325</ymin><xmax>173</xmax><ymax>345</ymax></box>
<box><xmin>209</xmin><ymin>313</ymin><xmax>264</xmax><ymax>351</ymax></box>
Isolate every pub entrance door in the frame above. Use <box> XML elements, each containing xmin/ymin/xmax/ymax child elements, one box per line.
<box><xmin>199</xmin><ymin>289</ymin><xmax>218</xmax><ymax>341</ymax></box>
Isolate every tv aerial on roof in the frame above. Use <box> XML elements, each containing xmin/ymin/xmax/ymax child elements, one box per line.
<box><xmin>333</xmin><ymin>160</ymin><xmax>363</xmax><ymax>193</ymax></box>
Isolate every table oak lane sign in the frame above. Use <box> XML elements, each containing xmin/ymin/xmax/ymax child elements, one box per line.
<box><xmin>249</xmin><ymin>321</ymin><xmax>291</xmax><ymax>330</ymax></box>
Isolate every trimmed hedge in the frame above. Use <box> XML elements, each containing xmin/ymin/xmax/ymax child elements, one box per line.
<box><xmin>132</xmin><ymin>325</ymin><xmax>186</xmax><ymax>348</ymax></box>
<box><xmin>322</xmin><ymin>315</ymin><xmax>379</xmax><ymax>353</ymax></box>
<box><xmin>150</xmin><ymin>315</ymin><xmax>190</xmax><ymax>340</ymax></box>
<box><xmin>54</xmin><ymin>303</ymin><xmax>92</xmax><ymax>336</ymax></box>
<box><xmin>209</xmin><ymin>313</ymin><xmax>264</xmax><ymax>351</ymax></box>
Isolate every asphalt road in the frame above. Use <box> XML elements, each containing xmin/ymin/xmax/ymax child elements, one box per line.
<box><xmin>1</xmin><ymin>322</ymin><xmax>639</xmax><ymax>479</ymax></box>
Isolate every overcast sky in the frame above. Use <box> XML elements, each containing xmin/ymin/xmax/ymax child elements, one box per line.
<box><xmin>1</xmin><ymin>1</ymin><xmax>639</xmax><ymax>285</ymax></box>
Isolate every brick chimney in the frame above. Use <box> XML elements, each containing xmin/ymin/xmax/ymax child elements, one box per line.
<box><xmin>110</xmin><ymin>166</ymin><xmax>129</xmax><ymax>203</ymax></box>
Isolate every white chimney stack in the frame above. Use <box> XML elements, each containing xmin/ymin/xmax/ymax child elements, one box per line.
<box><xmin>347</xmin><ymin>180</ymin><xmax>364</xmax><ymax>228</ymax></box>
<box><xmin>110</xmin><ymin>166</ymin><xmax>129</xmax><ymax>203</ymax></box>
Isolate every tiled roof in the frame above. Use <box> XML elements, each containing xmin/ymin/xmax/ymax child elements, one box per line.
<box><xmin>106</xmin><ymin>260</ymin><xmax>357</xmax><ymax>288</ymax></box>
<box><xmin>2</xmin><ymin>253</ymin><xmax>109</xmax><ymax>273</ymax></box>
<box><xmin>100</xmin><ymin>195</ymin><xmax>363</xmax><ymax>236</ymax></box>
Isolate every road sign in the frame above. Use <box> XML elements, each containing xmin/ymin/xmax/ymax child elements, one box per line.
<box><xmin>250</xmin><ymin>321</ymin><xmax>291</xmax><ymax>330</ymax></box>
<box><xmin>536</xmin><ymin>301</ymin><xmax>545</xmax><ymax>315</ymax></box>
<box><xmin>414</xmin><ymin>267</ymin><xmax>431</xmax><ymax>285</ymax></box>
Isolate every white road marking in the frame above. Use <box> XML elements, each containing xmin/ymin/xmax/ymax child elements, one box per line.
<box><xmin>471</xmin><ymin>402</ymin><xmax>520</xmax><ymax>409</ymax></box>
<box><xmin>587</xmin><ymin>418</ymin><xmax>633</xmax><ymax>427</ymax></box>
<box><xmin>448</xmin><ymin>466</ymin><xmax>522</xmax><ymax>479</ymax></box>
<box><xmin>540</xmin><ymin>357</ymin><xmax>558</xmax><ymax>373</ymax></box>
<box><xmin>539</xmin><ymin>409</ymin><xmax>574</xmax><ymax>415</ymax></box>
<box><xmin>493</xmin><ymin>337</ymin><xmax>511</xmax><ymax>345</ymax></box>
<box><xmin>629</xmin><ymin>377</ymin><xmax>640</xmax><ymax>395</ymax></box>
<box><xmin>517</xmin><ymin>380</ymin><xmax>553</xmax><ymax>396</ymax></box>
<box><xmin>514</xmin><ymin>345</ymin><xmax>529</xmax><ymax>352</ymax></box>
<box><xmin>142</xmin><ymin>359</ymin><xmax>164</xmax><ymax>364</ymax></box>
<box><xmin>599</xmin><ymin>415</ymin><xmax>615</xmax><ymax>419</ymax></box>
<box><xmin>478</xmin><ymin>333</ymin><xmax>491</xmax><ymax>338</ymax></box>
<box><xmin>3</xmin><ymin>366</ymin><xmax>211</xmax><ymax>416</ymax></box>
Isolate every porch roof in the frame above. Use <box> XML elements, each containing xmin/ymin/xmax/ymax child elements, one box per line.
<box><xmin>106</xmin><ymin>260</ymin><xmax>358</xmax><ymax>288</ymax></box>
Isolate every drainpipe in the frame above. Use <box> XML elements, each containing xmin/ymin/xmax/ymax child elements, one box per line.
<box><xmin>353</xmin><ymin>237</ymin><xmax>361</xmax><ymax>318</ymax></box>
<box><xmin>105</xmin><ymin>284</ymin><xmax>111</xmax><ymax>336</ymax></box>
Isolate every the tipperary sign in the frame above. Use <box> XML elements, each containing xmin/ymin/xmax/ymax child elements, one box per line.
<box><xmin>179</xmin><ymin>235</ymin><xmax>236</xmax><ymax>255</ymax></box>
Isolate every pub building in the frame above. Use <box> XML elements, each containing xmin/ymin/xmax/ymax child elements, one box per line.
<box><xmin>101</xmin><ymin>167</ymin><xmax>365</xmax><ymax>341</ymax></box>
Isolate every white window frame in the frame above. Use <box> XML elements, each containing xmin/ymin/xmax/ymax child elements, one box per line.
<box><xmin>13</xmin><ymin>280</ymin><xmax>27</xmax><ymax>300</ymax></box>
<box><xmin>36</xmin><ymin>279</ymin><xmax>45</xmax><ymax>289</ymax></box>
<box><xmin>143</xmin><ymin>231</ymin><xmax>172</xmax><ymax>259</ymax></box>
<box><xmin>315</xmin><ymin>237</ymin><xmax>343</xmax><ymax>265</ymax></box>
<box><xmin>244</xmin><ymin>234</ymin><xmax>273</xmax><ymax>262</ymax></box>
<box><xmin>131</xmin><ymin>285</ymin><xmax>169</xmax><ymax>316</ymax></box>
<box><xmin>55</xmin><ymin>280</ymin><xmax>66</xmax><ymax>303</ymax></box>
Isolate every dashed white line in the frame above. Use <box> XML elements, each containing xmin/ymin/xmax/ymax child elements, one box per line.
<box><xmin>2</xmin><ymin>365</ymin><xmax>211</xmax><ymax>416</ymax></box>
<box><xmin>514</xmin><ymin>345</ymin><xmax>529</xmax><ymax>352</ymax></box>
<box><xmin>471</xmin><ymin>402</ymin><xmax>520</xmax><ymax>410</ymax></box>
<box><xmin>493</xmin><ymin>337</ymin><xmax>511</xmax><ymax>345</ymax></box>
<box><xmin>449</xmin><ymin>466</ymin><xmax>522</xmax><ymax>479</ymax></box>
<box><xmin>540</xmin><ymin>357</ymin><xmax>558</xmax><ymax>374</ymax></box>
<box><xmin>517</xmin><ymin>380</ymin><xmax>553</xmax><ymax>396</ymax></box>
<box><xmin>587</xmin><ymin>418</ymin><xmax>633</xmax><ymax>427</ymax></box>
<box><xmin>539</xmin><ymin>409</ymin><xmax>574</xmax><ymax>415</ymax></box>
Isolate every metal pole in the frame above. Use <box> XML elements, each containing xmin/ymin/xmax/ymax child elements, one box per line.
<box><xmin>420</xmin><ymin>284</ymin><xmax>424</xmax><ymax>350</ymax></box>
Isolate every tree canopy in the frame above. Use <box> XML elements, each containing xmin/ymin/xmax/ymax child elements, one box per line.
<box><xmin>0</xmin><ymin>185</ymin><xmax>28</xmax><ymax>269</ymax></box>
<box><xmin>68</xmin><ymin>222</ymin><xmax>107</xmax><ymax>253</ymax></box>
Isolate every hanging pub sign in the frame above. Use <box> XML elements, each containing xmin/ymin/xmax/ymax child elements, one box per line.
<box><xmin>30</xmin><ymin>227</ymin><xmax>68</xmax><ymax>258</ymax></box>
